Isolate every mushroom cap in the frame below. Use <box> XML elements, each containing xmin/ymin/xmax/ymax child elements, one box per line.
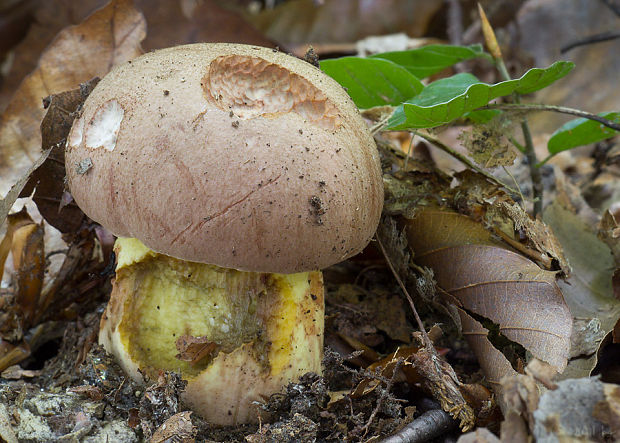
<box><xmin>65</xmin><ymin>43</ymin><xmax>383</xmax><ymax>273</ymax></box>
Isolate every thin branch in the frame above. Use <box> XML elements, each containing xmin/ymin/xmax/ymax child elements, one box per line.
<box><xmin>501</xmin><ymin>166</ymin><xmax>526</xmax><ymax>208</ymax></box>
<box><xmin>483</xmin><ymin>103</ymin><xmax>620</xmax><ymax>131</ymax></box>
<box><xmin>379</xmin><ymin>409</ymin><xmax>458</xmax><ymax>443</ymax></box>
<box><xmin>361</xmin><ymin>358</ymin><xmax>404</xmax><ymax>439</ymax></box>
<box><xmin>416</xmin><ymin>131</ymin><xmax>523</xmax><ymax>197</ymax></box>
<box><xmin>375</xmin><ymin>235</ymin><xmax>433</xmax><ymax>351</ymax></box>
<box><xmin>600</xmin><ymin>0</ymin><xmax>620</xmax><ymax>18</ymax></box>
<box><xmin>561</xmin><ymin>31</ymin><xmax>620</xmax><ymax>53</ymax></box>
<box><xmin>520</xmin><ymin>118</ymin><xmax>542</xmax><ymax>215</ymax></box>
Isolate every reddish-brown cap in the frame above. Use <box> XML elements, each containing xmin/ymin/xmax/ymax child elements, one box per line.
<box><xmin>65</xmin><ymin>43</ymin><xmax>383</xmax><ymax>273</ymax></box>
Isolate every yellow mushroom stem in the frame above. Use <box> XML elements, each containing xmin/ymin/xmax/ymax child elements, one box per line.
<box><xmin>99</xmin><ymin>237</ymin><xmax>324</xmax><ymax>425</ymax></box>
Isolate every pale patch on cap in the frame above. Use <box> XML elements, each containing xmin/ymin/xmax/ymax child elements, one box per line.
<box><xmin>85</xmin><ymin>99</ymin><xmax>124</xmax><ymax>151</ymax></box>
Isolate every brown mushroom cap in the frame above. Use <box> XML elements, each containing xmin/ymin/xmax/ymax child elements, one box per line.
<box><xmin>66</xmin><ymin>43</ymin><xmax>383</xmax><ymax>273</ymax></box>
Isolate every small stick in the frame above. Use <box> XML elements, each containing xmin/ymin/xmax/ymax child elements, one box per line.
<box><xmin>379</xmin><ymin>409</ymin><xmax>458</xmax><ymax>443</ymax></box>
<box><xmin>376</xmin><ymin>235</ymin><xmax>433</xmax><ymax>351</ymax></box>
<box><xmin>483</xmin><ymin>103</ymin><xmax>620</xmax><ymax>132</ymax></box>
<box><xmin>360</xmin><ymin>358</ymin><xmax>404</xmax><ymax>439</ymax></box>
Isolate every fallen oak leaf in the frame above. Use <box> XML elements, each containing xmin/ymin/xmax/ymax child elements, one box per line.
<box><xmin>544</xmin><ymin>201</ymin><xmax>620</xmax><ymax>378</ymax></box>
<box><xmin>19</xmin><ymin>78</ymin><xmax>100</xmax><ymax>233</ymax></box>
<box><xmin>175</xmin><ymin>335</ymin><xmax>219</xmax><ymax>366</ymax></box>
<box><xmin>10</xmin><ymin>217</ymin><xmax>45</xmax><ymax>326</ymax></box>
<box><xmin>0</xmin><ymin>0</ymin><xmax>145</xmax><ymax>198</ymax></box>
<box><xmin>404</xmin><ymin>209</ymin><xmax>572</xmax><ymax>373</ymax></box>
<box><xmin>150</xmin><ymin>411</ymin><xmax>195</xmax><ymax>443</ymax></box>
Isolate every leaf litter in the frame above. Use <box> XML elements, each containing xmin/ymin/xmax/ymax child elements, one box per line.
<box><xmin>0</xmin><ymin>1</ymin><xmax>619</xmax><ymax>442</ymax></box>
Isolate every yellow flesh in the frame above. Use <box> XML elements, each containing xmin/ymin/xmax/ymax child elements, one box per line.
<box><xmin>110</xmin><ymin>237</ymin><xmax>322</xmax><ymax>379</ymax></box>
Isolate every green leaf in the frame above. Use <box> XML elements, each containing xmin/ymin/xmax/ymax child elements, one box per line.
<box><xmin>463</xmin><ymin>109</ymin><xmax>502</xmax><ymax>124</ymax></box>
<box><xmin>371</xmin><ymin>44</ymin><xmax>491</xmax><ymax>79</ymax></box>
<box><xmin>387</xmin><ymin>61</ymin><xmax>575</xmax><ymax>130</ymax></box>
<box><xmin>547</xmin><ymin>112</ymin><xmax>620</xmax><ymax>154</ymax></box>
<box><xmin>320</xmin><ymin>57</ymin><xmax>424</xmax><ymax>109</ymax></box>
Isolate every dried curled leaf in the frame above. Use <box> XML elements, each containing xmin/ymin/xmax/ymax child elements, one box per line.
<box><xmin>175</xmin><ymin>335</ymin><xmax>219</xmax><ymax>366</ymax></box>
<box><xmin>150</xmin><ymin>411</ymin><xmax>195</xmax><ymax>443</ymax></box>
<box><xmin>0</xmin><ymin>0</ymin><xmax>145</xmax><ymax>198</ymax></box>
<box><xmin>19</xmin><ymin>78</ymin><xmax>100</xmax><ymax>233</ymax></box>
<box><xmin>404</xmin><ymin>209</ymin><xmax>572</xmax><ymax>376</ymax></box>
<box><xmin>458</xmin><ymin>123</ymin><xmax>516</xmax><ymax>168</ymax></box>
<box><xmin>0</xmin><ymin>209</ymin><xmax>44</xmax><ymax>371</ymax></box>
<box><xmin>543</xmin><ymin>201</ymin><xmax>620</xmax><ymax>378</ymax></box>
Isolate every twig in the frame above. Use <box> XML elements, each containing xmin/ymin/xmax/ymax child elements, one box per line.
<box><xmin>501</xmin><ymin>166</ymin><xmax>526</xmax><ymax>208</ymax></box>
<box><xmin>379</xmin><ymin>409</ymin><xmax>458</xmax><ymax>443</ymax></box>
<box><xmin>601</xmin><ymin>0</ymin><xmax>620</xmax><ymax>18</ymax></box>
<box><xmin>403</xmin><ymin>133</ymin><xmax>415</xmax><ymax>171</ymax></box>
<box><xmin>376</xmin><ymin>235</ymin><xmax>433</xmax><ymax>351</ymax></box>
<box><xmin>560</xmin><ymin>31</ymin><xmax>620</xmax><ymax>53</ymax></box>
<box><xmin>416</xmin><ymin>131</ymin><xmax>523</xmax><ymax>197</ymax></box>
<box><xmin>360</xmin><ymin>358</ymin><xmax>404</xmax><ymax>439</ymax></box>
<box><xmin>519</xmin><ymin>117</ymin><xmax>542</xmax><ymax>216</ymax></box>
<box><xmin>483</xmin><ymin>103</ymin><xmax>620</xmax><ymax>131</ymax></box>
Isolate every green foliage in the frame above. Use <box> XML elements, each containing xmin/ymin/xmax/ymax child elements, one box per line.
<box><xmin>322</xmin><ymin>43</ymin><xmax>614</xmax><ymax>162</ymax></box>
<box><xmin>370</xmin><ymin>44</ymin><xmax>490</xmax><ymax>79</ymax></box>
<box><xmin>319</xmin><ymin>57</ymin><xmax>423</xmax><ymax>109</ymax></box>
<box><xmin>547</xmin><ymin>112</ymin><xmax>620</xmax><ymax>154</ymax></box>
<box><xmin>387</xmin><ymin>62</ymin><xmax>574</xmax><ymax>130</ymax></box>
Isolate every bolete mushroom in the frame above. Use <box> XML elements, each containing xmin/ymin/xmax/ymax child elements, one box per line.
<box><xmin>65</xmin><ymin>43</ymin><xmax>383</xmax><ymax>424</ymax></box>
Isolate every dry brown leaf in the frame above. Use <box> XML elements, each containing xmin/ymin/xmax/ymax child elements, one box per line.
<box><xmin>459</xmin><ymin>310</ymin><xmax>517</xmax><ymax>393</ymax></box>
<box><xmin>0</xmin><ymin>0</ymin><xmax>145</xmax><ymax>198</ymax></box>
<box><xmin>19</xmin><ymin>78</ymin><xmax>99</xmax><ymax>233</ymax></box>
<box><xmin>493</xmin><ymin>202</ymin><xmax>570</xmax><ymax>274</ymax></box>
<box><xmin>544</xmin><ymin>201</ymin><xmax>620</xmax><ymax>378</ymax></box>
<box><xmin>500</xmin><ymin>372</ymin><xmax>539</xmax><ymax>435</ymax></box>
<box><xmin>0</xmin><ymin>148</ymin><xmax>51</xmax><ymax>229</ymax></box>
<box><xmin>524</xmin><ymin>359</ymin><xmax>558</xmax><ymax>390</ymax></box>
<box><xmin>458</xmin><ymin>124</ymin><xmax>517</xmax><ymax>168</ymax></box>
<box><xmin>175</xmin><ymin>335</ymin><xmax>219</xmax><ymax>366</ymax></box>
<box><xmin>0</xmin><ymin>0</ymin><xmax>109</xmax><ymax>112</ymax></box>
<box><xmin>599</xmin><ymin>210</ymin><xmax>620</xmax><ymax>266</ymax></box>
<box><xmin>10</xmin><ymin>220</ymin><xmax>45</xmax><ymax>326</ymax></box>
<box><xmin>0</xmin><ymin>209</ymin><xmax>44</xmax><ymax>332</ymax></box>
<box><xmin>405</xmin><ymin>209</ymin><xmax>572</xmax><ymax>372</ymax></box>
<box><xmin>0</xmin><ymin>365</ymin><xmax>41</xmax><ymax>380</ymax></box>
<box><xmin>150</xmin><ymin>411</ymin><xmax>195</xmax><ymax>443</ymax></box>
<box><xmin>0</xmin><ymin>209</ymin><xmax>38</xmax><ymax>281</ymax></box>
<box><xmin>593</xmin><ymin>384</ymin><xmax>620</xmax><ymax>438</ymax></box>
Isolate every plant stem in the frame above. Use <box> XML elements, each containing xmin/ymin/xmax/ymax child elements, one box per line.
<box><xmin>519</xmin><ymin>119</ymin><xmax>542</xmax><ymax>215</ymax></box>
<box><xmin>495</xmin><ymin>58</ymin><xmax>543</xmax><ymax>216</ymax></box>
<box><xmin>477</xmin><ymin>4</ymin><xmax>544</xmax><ymax>216</ymax></box>
<box><xmin>483</xmin><ymin>103</ymin><xmax>620</xmax><ymax>131</ymax></box>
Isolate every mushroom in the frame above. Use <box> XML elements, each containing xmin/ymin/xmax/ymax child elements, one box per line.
<box><xmin>65</xmin><ymin>43</ymin><xmax>383</xmax><ymax>424</ymax></box>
